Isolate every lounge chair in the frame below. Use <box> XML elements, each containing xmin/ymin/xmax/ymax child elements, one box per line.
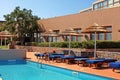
<box><xmin>86</xmin><ymin>58</ymin><xmax>117</xmax><ymax>68</ymax></box>
<box><xmin>61</xmin><ymin>56</ymin><xmax>88</xmax><ymax>64</ymax></box>
<box><xmin>60</xmin><ymin>55</ymin><xmax>75</xmax><ymax>64</ymax></box>
<box><xmin>49</xmin><ymin>53</ymin><xmax>64</xmax><ymax>62</ymax></box>
<box><xmin>109</xmin><ymin>62</ymin><xmax>120</xmax><ymax>72</ymax></box>
<box><xmin>35</xmin><ymin>53</ymin><xmax>49</xmax><ymax>61</ymax></box>
<box><xmin>35</xmin><ymin>53</ymin><xmax>45</xmax><ymax>59</ymax></box>
<box><xmin>74</xmin><ymin>58</ymin><xmax>89</xmax><ymax>66</ymax></box>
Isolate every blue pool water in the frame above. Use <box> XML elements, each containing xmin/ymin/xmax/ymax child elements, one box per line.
<box><xmin>0</xmin><ymin>60</ymin><xmax>115</xmax><ymax>80</ymax></box>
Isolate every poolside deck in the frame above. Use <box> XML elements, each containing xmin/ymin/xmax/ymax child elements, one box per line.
<box><xmin>26</xmin><ymin>52</ymin><xmax>120</xmax><ymax>79</ymax></box>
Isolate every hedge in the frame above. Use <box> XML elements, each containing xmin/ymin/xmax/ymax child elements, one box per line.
<box><xmin>25</xmin><ymin>41</ymin><xmax>120</xmax><ymax>49</ymax></box>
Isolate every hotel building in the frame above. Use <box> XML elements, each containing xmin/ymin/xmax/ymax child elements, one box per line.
<box><xmin>37</xmin><ymin>0</ymin><xmax>120</xmax><ymax>42</ymax></box>
<box><xmin>80</xmin><ymin>0</ymin><xmax>120</xmax><ymax>12</ymax></box>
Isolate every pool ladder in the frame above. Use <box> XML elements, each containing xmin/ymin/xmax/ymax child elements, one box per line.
<box><xmin>37</xmin><ymin>57</ymin><xmax>44</xmax><ymax>68</ymax></box>
<box><xmin>72</xmin><ymin>71</ymin><xmax>79</xmax><ymax>77</ymax></box>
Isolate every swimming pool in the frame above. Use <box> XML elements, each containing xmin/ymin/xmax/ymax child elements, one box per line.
<box><xmin>0</xmin><ymin>60</ymin><xmax>115</xmax><ymax>80</ymax></box>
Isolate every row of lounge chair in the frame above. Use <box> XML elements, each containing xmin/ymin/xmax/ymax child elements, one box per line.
<box><xmin>35</xmin><ymin>51</ymin><xmax>120</xmax><ymax>72</ymax></box>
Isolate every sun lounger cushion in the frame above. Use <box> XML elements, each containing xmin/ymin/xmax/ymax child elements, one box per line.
<box><xmin>104</xmin><ymin>58</ymin><xmax>117</xmax><ymax>62</ymax></box>
<box><xmin>49</xmin><ymin>54</ymin><xmax>64</xmax><ymax>58</ymax></box>
<box><xmin>61</xmin><ymin>56</ymin><xmax>75</xmax><ymax>59</ymax></box>
<box><xmin>109</xmin><ymin>62</ymin><xmax>120</xmax><ymax>69</ymax></box>
<box><xmin>75</xmin><ymin>58</ymin><xmax>89</xmax><ymax>61</ymax></box>
<box><xmin>86</xmin><ymin>60</ymin><xmax>104</xmax><ymax>64</ymax></box>
<box><xmin>49</xmin><ymin>53</ymin><xmax>64</xmax><ymax>58</ymax></box>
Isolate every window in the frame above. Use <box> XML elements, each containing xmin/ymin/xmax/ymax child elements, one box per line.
<box><xmin>106</xmin><ymin>27</ymin><xmax>112</xmax><ymax>31</ymax></box>
<box><xmin>108</xmin><ymin>0</ymin><xmax>113</xmax><ymax>7</ymax></box>
<box><xmin>91</xmin><ymin>33</ymin><xmax>95</xmax><ymax>40</ymax></box>
<box><xmin>78</xmin><ymin>36</ymin><xmax>82</xmax><ymax>42</ymax></box>
<box><xmin>93</xmin><ymin>4</ymin><xmax>98</xmax><ymax>10</ymax></box>
<box><xmin>100</xmin><ymin>2</ymin><xmax>103</xmax><ymax>8</ymax></box>
<box><xmin>56</xmin><ymin>37</ymin><xmax>59</xmax><ymax>42</ymax></box>
<box><xmin>67</xmin><ymin>36</ymin><xmax>70</xmax><ymax>41</ymax></box>
<box><xmin>108</xmin><ymin>0</ymin><xmax>113</xmax><ymax>4</ymax></box>
<box><xmin>103</xmin><ymin>0</ymin><xmax>108</xmax><ymax>8</ymax></box>
<box><xmin>99</xmin><ymin>33</ymin><xmax>104</xmax><ymax>40</ymax></box>
<box><xmin>114</xmin><ymin>0</ymin><xmax>120</xmax><ymax>5</ymax></box>
<box><xmin>106</xmin><ymin>33</ymin><xmax>112</xmax><ymax>40</ymax></box>
<box><xmin>114</xmin><ymin>0</ymin><xmax>119</xmax><ymax>2</ymax></box>
<box><xmin>106</xmin><ymin>27</ymin><xmax>112</xmax><ymax>40</ymax></box>
<box><xmin>72</xmin><ymin>36</ymin><xmax>76</xmax><ymax>42</ymax></box>
<box><xmin>53</xmin><ymin>37</ymin><xmax>58</xmax><ymax>42</ymax></box>
<box><xmin>48</xmin><ymin>36</ymin><xmax>52</xmax><ymax>42</ymax></box>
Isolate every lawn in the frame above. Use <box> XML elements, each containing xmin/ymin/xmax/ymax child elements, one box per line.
<box><xmin>0</xmin><ymin>46</ymin><xmax>8</xmax><ymax>49</ymax></box>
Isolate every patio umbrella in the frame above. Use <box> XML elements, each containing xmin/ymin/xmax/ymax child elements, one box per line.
<box><xmin>60</xmin><ymin>28</ymin><xmax>83</xmax><ymax>54</ymax></box>
<box><xmin>0</xmin><ymin>30</ymin><xmax>16</xmax><ymax>47</ymax></box>
<box><xmin>82</xmin><ymin>23</ymin><xmax>111</xmax><ymax>58</ymax></box>
<box><xmin>41</xmin><ymin>30</ymin><xmax>59</xmax><ymax>52</ymax></box>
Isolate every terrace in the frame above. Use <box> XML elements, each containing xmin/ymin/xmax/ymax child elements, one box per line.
<box><xmin>27</xmin><ymin>52</ymin><xmax>120</xmax><ymax>79</ymax></box>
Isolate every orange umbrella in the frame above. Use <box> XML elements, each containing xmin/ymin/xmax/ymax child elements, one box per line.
<box><xmin>60</xmin><ymin>28</ymin><xmax>83</xmax><ymax>36</ymax></box>
<box><xmin>41</xmin><ymin>30</ymin><xmax>59</xmax><ymax>52</ymax></box>
<box><xmin>60</xmin><ymin>28</ymin><xmax>83</xmax><ymax>54</ymax></box>
<box><xmin>82</xmin><ymin>23</ymin><xmax>111</xmax><ymax>58</ymax></box>
<box><xmin>41</xmin><ymin>30</ymin><xmax>59</xmax><ymax>37</ymax></box>
<box><xmin>0</xmin><ymin>30</ymin><xmax>16</xmax><ymax>47</ymax></box>
<box><xmin>82</xmin><ymin>26</ymin><xmax>111</xmax><ymax>33</ymax></box>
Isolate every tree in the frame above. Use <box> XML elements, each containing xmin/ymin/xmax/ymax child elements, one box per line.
<box><xmin>4</xmin><ymin>6</ymin><xmax>41</xmax><ymax>45</ymax></box>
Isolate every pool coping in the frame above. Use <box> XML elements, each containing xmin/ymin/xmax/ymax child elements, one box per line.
<box><xmin>28</xmin><ymin>60</ymin><xmax>116</xmax><ymax>80</ymax></box>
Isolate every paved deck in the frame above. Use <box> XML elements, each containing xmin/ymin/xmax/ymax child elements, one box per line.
<box><xmin>26</xmin><ymin>52</ymin><xmax>120</xmax><ymax>79</ymax></box>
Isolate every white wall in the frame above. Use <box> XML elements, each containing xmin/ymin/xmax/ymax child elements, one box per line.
<box><xmin>0</xmin><ymin>49</ymin><xmax>26</xmax><ymax>60</ymax></box>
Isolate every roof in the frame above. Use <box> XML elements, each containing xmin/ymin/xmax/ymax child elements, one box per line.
<box><xmin>0</xmin><ymin>30</ymin><xmax>16</xmax><ymax>38</ymax></box>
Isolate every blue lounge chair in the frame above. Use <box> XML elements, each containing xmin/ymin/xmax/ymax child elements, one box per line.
<box><xmin>35</xmin><ymin>53</ymin><xmax>51</xmax><ymax>61</ymax></box>
<box><xmin>74</xmin><ymin>58</ymin><xmax>89</xmax><ymax>66</ymax></box>
<box><xmin>60</xmin><ymin>55</ymin><xmax>75</xmax><ymax>64</ymax></box>
<box><xmin>86</xmin><ymin>59</ymin><xmax>104</xmax><ymax>67</ymax></box>
<box><xmin>60</xmin><ymin>55</ymin><xmax>88</xmax><ymax>64</ymax></box>
<box><xmin>35</xmin><ymin>53</ymin><xmax>45</xmax><ymax>58</ymax></box>
<box><xmin>86</xmin><ymin>58</ymin><xmax>117</xmax><ymax>68</ymax></box>
<box><xmin>109</xmin><ymin>62</ymin><xmax>120</xmax><ymax>72</ymax></box>
<box><xmin>49</xmin><ymin>53</ymin><xmax>64</xmax><ymax>62</ymax></box>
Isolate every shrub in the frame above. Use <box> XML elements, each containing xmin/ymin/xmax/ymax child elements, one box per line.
<box><xmin>24</xmin><ymin>40</ymin><xmax>120</xmax><ymax>49</ymax></box>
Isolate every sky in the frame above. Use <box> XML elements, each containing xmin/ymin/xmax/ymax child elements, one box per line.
<box><xmin>0</xmin><ymin>0</ymin><xmax>96</xmax><ymax>20</ymax></box>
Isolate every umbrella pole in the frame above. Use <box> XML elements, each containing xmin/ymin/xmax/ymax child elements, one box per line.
<box><xmin>49</xmin><ymin>35</ymin><xmax>51</xmax><ymax>53</ymax></box>
<box><xmin>94</xmin><ymin>32</ymin><xmax>97</xmax><ymax>58</ymax></box>
<box><xmin>69</xmin><ymin>35</ymin><xmax>71</xmax><ymax>54</ymax></box>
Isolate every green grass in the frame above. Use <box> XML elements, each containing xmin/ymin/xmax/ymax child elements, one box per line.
<box><xmin>0</xmin><ymin>46</ymin><xmax>8</xmax><ymax>49</ymax></box>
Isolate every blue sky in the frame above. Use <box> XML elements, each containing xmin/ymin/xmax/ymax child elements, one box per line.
<box><xmin>0</xmin><ymin>0</ymin><xmax>96</xmax><ymax>20</ymax></box>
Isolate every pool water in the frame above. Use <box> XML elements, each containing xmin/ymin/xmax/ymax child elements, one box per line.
<box><xmin>0</xmin><ymin>60</ymin><xmax>114</xmax><ymax>80</ymax></box>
